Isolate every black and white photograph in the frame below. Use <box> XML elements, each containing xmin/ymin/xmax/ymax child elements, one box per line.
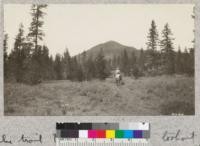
<box><xmin>4</xmin><ymin>4</ymin><xmax>195</xmax><ymax>116</ymax></box>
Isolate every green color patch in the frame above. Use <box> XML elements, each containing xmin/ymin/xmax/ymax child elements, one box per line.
<box><xmin>115</xmin><ymin>130</ymin><xmax>124</xmax><ymax>138</ymax></box>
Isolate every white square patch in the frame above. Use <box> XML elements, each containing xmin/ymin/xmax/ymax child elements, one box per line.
<box><xmin>79</xmin><ymin>130</ymin><xmax>88</xmax><ymax>138</ymax></box>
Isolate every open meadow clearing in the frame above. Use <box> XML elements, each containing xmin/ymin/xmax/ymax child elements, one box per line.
<box><xmin>4</xmin><ymin>75</ymin><xmax>194</xmax><ymax>116</ymax></box>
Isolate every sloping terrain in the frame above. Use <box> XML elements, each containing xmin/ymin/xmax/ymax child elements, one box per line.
<box><xmin>77</xmin><ymin>40</ymin><xmax>139</xmax><ymax>60</ymax></box>
<box><xmin>4</xmin><ymin>75</ymin><xmax>194</xmax><ymax>116</ymax></box>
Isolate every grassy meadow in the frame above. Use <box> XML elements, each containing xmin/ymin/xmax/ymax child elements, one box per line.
<box><xmin>4</xmin><ymin>75</ymin><xmax>194</xmax><ymax>116</ymax></box>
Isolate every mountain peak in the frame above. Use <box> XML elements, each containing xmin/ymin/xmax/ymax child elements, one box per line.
<box><xmin>77</xmin><ymin>40</ymin><xmax>139</xmax><ymax>60</ymax></box>
<box><xmin>104</xmin><ymin>40</ymin><xmax>120</xmax><ymax>44</ymax></box>
<box><xmin>102</xmin><ymin>40</ymin><xmax>123</xmax><ymax>46</ymax></box>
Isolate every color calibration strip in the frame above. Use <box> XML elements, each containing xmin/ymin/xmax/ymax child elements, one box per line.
<box><xmin>57</xmin><ymin>129</ymin><xmax>149</xmax><ymax>139</ymax></box>
<box><xmin>56</xmin><ymin>122</ymin><xmax>150</xmax><ymax>139</ymax></box>
<box><xmin>56</xmin><ymin>123</ymin><xmax>150</xmax><ymax>146</ymax></box>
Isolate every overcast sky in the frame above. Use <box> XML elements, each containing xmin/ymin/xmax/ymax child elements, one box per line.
<box><xmin>4</xmin><ymin>4</ymin><xmax>194</xmax><ymax>56</ymax></box>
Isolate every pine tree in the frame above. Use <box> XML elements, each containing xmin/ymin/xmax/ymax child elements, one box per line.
<box><xmin>146</xmin><ymin>20</ymin><xmax>159</xmax><ymax>72</ymax></box>
<box><xmin>9</xmin><ymin>24</ymin><xmax>26</xmax><ymax>82</ymax></box>
<box><xmin>28</xmin><ymin>4</ymin><xmax>47</xmax><ymax>50</ymax></box>
<box><xmin>146</xmin><ymin>20</ymin><xmax>159</xmax><ymax>51</ymax></box>
<box><xmin>3</xmin><ymin>33</ymin><xmax>9</xmax><ymax>79</ymax></box>
<box><xmin>192</xmin><ymin>7</ymin><xmax>195</xmax><ymax>44</ymax></box>
<box><xmin>160</xmin><ymin>23</ymin><xmax>175</xmax><ymax>74</ymax></box>
<box><xmin>189</xmin><ymin>7</ymin><xmax>195</xmax><ymax>76</ymax></box>
<box><xmin>26</xmin><ymin>4</ymin><xmax>47</xmax><ymax>84</ymax></box>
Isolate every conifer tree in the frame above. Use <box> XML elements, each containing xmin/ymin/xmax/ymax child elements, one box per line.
<box><xmin>26</xmin><ymin>4</ymin><xmax>47</xmax><ymax>84</ymax></box>
<box><xmin>28</xmin><ymin>4</ymin><xmax>47</xmax><ymax>50</ymax></box>
<box><xmin>9</xmin><ymin>24</ymin><xmax>26</xmax><ymax>82</ymax></box>
<box><xmin>160</xmin><ymin>23</ymin><xmax>175</xmax><ymax>74</ymax></box>
<box><xmin>3</xmin><ymin>33</ymin><xmax>9</xmax><ymax>79</ymax></box>
<box><xmin>146</xmin><ymin>20</ymin><xmax>159</xmax><ymax>72</ymax></box>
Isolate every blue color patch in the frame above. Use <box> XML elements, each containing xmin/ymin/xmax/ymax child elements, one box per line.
<box><xmin>123</xmin><ymin>130</ymin><xmax>133</xmax><ymax>138</ymax></box>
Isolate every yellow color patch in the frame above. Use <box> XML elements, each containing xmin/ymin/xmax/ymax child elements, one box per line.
<box><xmin>106</xmin><ymin>130</ymin><xmax>115</xmax><ymax>138</ymax></box>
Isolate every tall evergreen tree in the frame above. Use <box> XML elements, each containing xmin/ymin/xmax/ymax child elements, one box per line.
<box><xmin>146</xmin><ymin>20</ymin><xmax>159</xmax><ymax>71</ymax></box>
<box><xmin>3</xmin><ymin>33</ymin><xmax>9</xmax><ymax>79</ymax></box>
<box><xmin>28</xmin><ymin>4</ymin><xmax>47</xmax><ymax>50</ymax></box>
<box><xmin>26</xmin><ymin>4</ymin><xmax>47</xmax><ymax>84</ymax></box>
<box><xmin>9</xmin><ymin>24</ymin><xmax>26</xmax><ymax>82</ymax></box>
<box><xmin>160</xmin><ymin>23</ymin><xmax>175</xmax><ymax>74</ymax></box>
<box><xmin>192</xmin><ymin>7</ymin><xmax>195</xmax><ymax>44</ymax></box>
<box><xmin>146</xmin><ymin>20</ymin><xmax>159</xmax><ymax>51</ymax></box>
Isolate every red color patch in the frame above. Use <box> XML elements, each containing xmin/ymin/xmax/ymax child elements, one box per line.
<box><xmin>97</xmin><ymin>130</ymin><xmax>106</xmax><ymax>138</ymax></box>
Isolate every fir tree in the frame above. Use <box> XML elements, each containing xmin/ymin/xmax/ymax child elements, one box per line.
<box><xmin>3</xmin><ymin>33</ymin><xmax>9</xmax><ymax>79</ymax></box>
<box><xmin>9</xmin><ymin>24</ymin><xmax>26</xmax><ymax>82</ymax></box>
<box><xmin>160</xmin><ymin>23</ymin><xmax>175</xmax><ymax>74</ymax></box>
<box><xmin>28</xmin><ymin>4</ymin><xmax>47</xmax><ymax>50</ymax></box>
<box><xmin>27</xmin><ymin>4</ymin><xmax>47</xmax><ymax>84</ymax></box>
<box><xmin>146</xmin><ymin>20</ymin><xmax>159</xmax><ymax>72</ymax></box>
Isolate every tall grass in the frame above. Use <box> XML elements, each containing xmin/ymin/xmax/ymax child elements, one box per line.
<box><xmin>4</xmin><ymin>75</ymin><xmax>194</xmax><ymax>116</ymax></box>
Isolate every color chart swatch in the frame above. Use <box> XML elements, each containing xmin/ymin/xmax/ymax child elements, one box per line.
<box><xmin>56</xmin><ymin>122</ymin><xmax>150</xmax><ymax>139</ymax></box>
